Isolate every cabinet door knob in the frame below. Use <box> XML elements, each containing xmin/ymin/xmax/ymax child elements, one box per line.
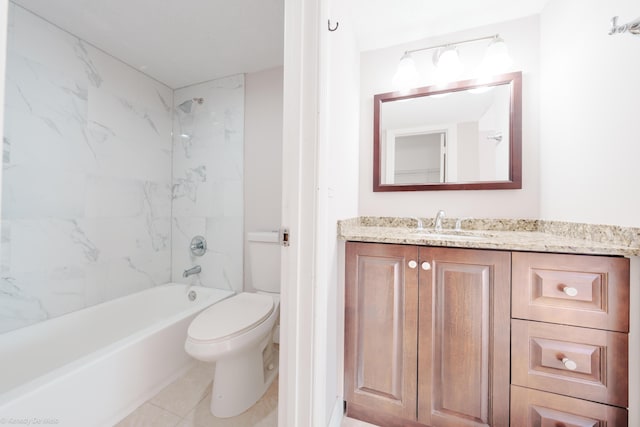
<box><xmin>408</xmin><ymin>260</ymin><xmax>417</xmax><ymax>269</ymax></box>
<box><xmin>562</xmin><ymin>286</ymin><xmax>578</xmax><ymax>297</ymax></box>
<box><xmin>562</xmin><ymin>357</ymin><xmax>578</xmax><ymax>370</ymax></box>
<box><xmin>421</xmin><ymin>262</ymin><xmax>431</xmax><ymax>270</ymax></box>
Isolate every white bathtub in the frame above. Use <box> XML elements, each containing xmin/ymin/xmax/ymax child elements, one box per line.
<box><xmin>0</xmin><ymin>283</ymin><xmax>233</xmax><ymax>426</ymax></box>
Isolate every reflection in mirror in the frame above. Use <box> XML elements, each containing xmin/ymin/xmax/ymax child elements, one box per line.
<box><xmin>390</xmin><ymin>131</ymin><xmax>446</xmax><ymax>184</ymax></box>
<box><xmin>374</xmin><ymin>71</ymin><xmax>522</xmax><ymax>191</ymax></box>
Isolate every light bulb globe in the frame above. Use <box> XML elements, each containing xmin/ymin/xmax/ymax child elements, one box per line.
<box><xmin>434</xmin><ymin>47</ymin><xmax>463</xmax><ymax>83</ymax></box>
<box><xmin>392</xmin><ymin>53</ymin><xmax>419</xmax><ymax>91</ymax></box>
<box><xmin>482</xmin><ymin>37</ymin><xmax>513</xmax><ymax>75</ymax></box>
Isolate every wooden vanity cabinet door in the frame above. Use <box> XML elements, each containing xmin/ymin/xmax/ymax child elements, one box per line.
<box><xmin>417</xmin><ymin>247</ymin><xmax>511</xmax><ymax>427</ymax></box>
<box><xmin>344</xmin><ymin>242</ymin><xmax>419</xmax><ymax>423</ymax></box>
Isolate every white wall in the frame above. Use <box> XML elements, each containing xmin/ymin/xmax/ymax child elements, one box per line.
<box><xmin>171</xmin><ymin>75</ymin><xmax>245</xmax><ymax>293</ymax></box>
<box><xmin>540</xmin><ymin>0</ymin><xmax>640</xmax><ymax>227</ymax></box>
<box><xmin>244</xmin><ymin>66</ymin><xmax>283</xmax><ymax>291</ymax></box>
<box><xmin>457</xmin><ymin>122</ymin><xmax>480</xmax><ymax>181</ymax></box>
<box><xmin>359</xmin><ymin>15</ymin><xmax>541</xmax><ymax>219</ymax></box>
<box><xmin>540</xmin><ymin>4</ymin><xmax>640</xmax><ymax>423</ymax></box>
<box><xmin>1</xmin><ymin>4</ymin><xmax>173</xmax><ymax>333</ymax></box>
<box><xmin>315</xmin><ymin>1</ymin><xmax>361</xmax><ymax>425</ymax></box>
<box><xmin>478</xmin><ymin>87</ymin><xmax>510</xmax><ymax>181</ymax></box>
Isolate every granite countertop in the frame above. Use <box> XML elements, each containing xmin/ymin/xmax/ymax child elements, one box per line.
<box><xmin>338</xmin><ymin>217</ymin><xmax>640</xmax><ymax>257</ymax></box>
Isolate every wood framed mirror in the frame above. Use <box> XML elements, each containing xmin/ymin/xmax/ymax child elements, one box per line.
<box><xmin>373</xmin><ymin>71</ymin><xmax>522</xmax><ymax>191</ymax></box>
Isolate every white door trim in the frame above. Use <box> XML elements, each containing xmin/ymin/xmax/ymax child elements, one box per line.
<box><xmin>279</xmin><ymin>0</ymin><xmax>321</xmax><ymax>425</ymax></box>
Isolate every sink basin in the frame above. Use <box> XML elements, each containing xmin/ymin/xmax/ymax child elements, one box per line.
<box><xmin>409</xmin><ymin>230</ymin><xmax>494</xmax><ymax>241</ymax></box>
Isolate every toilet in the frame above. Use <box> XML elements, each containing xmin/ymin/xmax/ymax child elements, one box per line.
<box><xmin>184</xmin><ymin>231</ymin><xmax>280</xmax><ymax>418</ymax></box>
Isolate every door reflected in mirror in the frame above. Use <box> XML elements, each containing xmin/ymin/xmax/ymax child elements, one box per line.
<box><xmin>374</xmin><ymin>72</ymin><xmax>522</xmax><ymax>191</ymax></box>
<box><xmin>390</xmin><ymin>131</ymin><xmax>446</xmax><ymax>184</ymax></box>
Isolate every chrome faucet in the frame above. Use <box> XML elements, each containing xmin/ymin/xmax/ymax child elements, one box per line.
<box><xmin>434</xmin><ymin>210</ymin><xmax>446</xmax><ymax>232</ymax></box>
<box><xmin>183</xmin><ymin>265</ymin><xmax>201</xmax><ymax>278</ymax></box>
<box><xmin>455</xmin><ymin>217</ymin><xmax>472</xmax><ymax>231</ymax></box>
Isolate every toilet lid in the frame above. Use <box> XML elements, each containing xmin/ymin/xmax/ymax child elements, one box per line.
<box><xmin>188</xmin><ymin>293</ymin><xmax>274</xmax><ymax>342</ymax></box>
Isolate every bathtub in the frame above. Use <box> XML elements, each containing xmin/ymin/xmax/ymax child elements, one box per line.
<box><xmin>0</xmin><ymin>283</ymin><xmax>233</xmax><ymax>426</ymax></box>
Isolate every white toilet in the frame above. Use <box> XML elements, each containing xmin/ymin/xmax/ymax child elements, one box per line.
<box><xmin>184</xmin><ymin>231</ymin><xmax>280</xmax><ymax>418</ymax></box>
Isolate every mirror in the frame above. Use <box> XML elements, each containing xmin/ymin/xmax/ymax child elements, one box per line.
<box><xmin>373</xmin><ymin>71</ymin><xmax>522</xmax><ymax>191</ymax></box>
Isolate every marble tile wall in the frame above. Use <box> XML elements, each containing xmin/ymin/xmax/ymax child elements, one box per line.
<box><xmin>0</xmin><ymin>4</ymin><xmax>173</xmax><ymax>333</ymax></box>
<box><xmin>171</xmin><ymin>76</ymin><xmax>244</xmax><ymax>293</ymax></box>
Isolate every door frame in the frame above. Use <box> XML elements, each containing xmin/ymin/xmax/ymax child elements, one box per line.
<box><xmin>279</xmin><ymin>0</ymin><xmax>321</xmax><ymax>425</ymax></box>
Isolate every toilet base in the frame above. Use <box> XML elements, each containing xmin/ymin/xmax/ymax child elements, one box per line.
<box><xmin>209</xmin><ymin>338</ymin><xmax>279</xmax><ymax>418</ymax></box>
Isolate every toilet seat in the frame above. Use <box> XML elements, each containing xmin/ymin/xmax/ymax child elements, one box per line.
<box><xmin>187</xmin><ymin>293</ymin><xmax>274</xmax><ymax>343</ymax></box>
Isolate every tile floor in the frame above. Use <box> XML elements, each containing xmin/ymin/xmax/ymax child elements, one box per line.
<box><xmin>115</xmin><ymin>361</ymin><xmax>278</xmax><ymax>427</ymax></box>
<box><xmin>115</xmin><ymin>358</ymin><xmax>376</xmax><ymax>427</ymax></box>
<box><xmin>341</xmin><ymin>417</ymin><xmax>379</xmax><ymax>427</ymax></box>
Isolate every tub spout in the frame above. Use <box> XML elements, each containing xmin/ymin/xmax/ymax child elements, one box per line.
<box><xmin>183</xmin><ymin>265</ymin><xmax>201</xmax><ymax>278</ymax></box>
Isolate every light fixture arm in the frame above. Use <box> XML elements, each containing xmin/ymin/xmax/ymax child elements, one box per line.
<box><xmin>403</xmin><ymin>34</ymin><xmax>501</xmax><ymax>56</ymax></box>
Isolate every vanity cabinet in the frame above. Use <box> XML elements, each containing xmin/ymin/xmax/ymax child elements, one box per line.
<box><xmin>344</xmin><ymin>242</ymin><xmax>510</xmax><ymax>427</ymax></box>
<box><xmin>345</xmin><ymin>243</ymin><xmax>630</xmax><ymax>427</ymax></box>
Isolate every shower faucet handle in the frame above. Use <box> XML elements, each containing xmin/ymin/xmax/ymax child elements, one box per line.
<box><xmin>190</xmin><ymin>236</ymin><xmax>207</xmax><ymax>256</ymax></box>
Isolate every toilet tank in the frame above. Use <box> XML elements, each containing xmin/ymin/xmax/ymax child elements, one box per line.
<box><xmin>248</xmin><ymin>231</ymin><xmax>281</xmax><ymax>293</ymax></box>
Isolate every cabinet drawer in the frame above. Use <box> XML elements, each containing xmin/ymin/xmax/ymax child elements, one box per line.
<box><xmin>512</xmin><ymin>319</ymin><xmax>628</xmax><ymax>407</ymax></box>
<box><xmin>512</xmin><ymin>252</ymin><xmax>629</xmax><ymax>332</ymax></box>
<box><xmin>511</xmin><ymin>385</ymin><xmax>628</xmax><ymax>426</ymax></box>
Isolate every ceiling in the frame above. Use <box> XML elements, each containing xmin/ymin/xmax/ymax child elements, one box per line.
<box><xmin>12</xmin><ymin>0</ymin><xmax>285</xmax><ymax>89</ymax></box>
<box><xmin>11</xmin><ymin>0</ymin><xmax>550</xmax><ymax>89</ymax></box>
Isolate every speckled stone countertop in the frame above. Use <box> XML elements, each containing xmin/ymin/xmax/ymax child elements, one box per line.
<box><xmin>337</xmin><ymin>217</ymin><xmax>640</xmax><ymax>257</ymax></box>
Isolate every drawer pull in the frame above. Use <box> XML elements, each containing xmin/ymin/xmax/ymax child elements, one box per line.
<box><xmin>562</xmin><ymin>286</ymin><xmax>578</xmax><ymax>297</ymax></box>
<box><xmin>408</xmin><ymin>260</ymin><xmax>417</xmax><ymax>269</ymax></box>
<box><xmin>421</xmin><ymin>262</ymin><xmax>431</xmax><ymax>270</ymax></box>
<box><xmin>561</xmin><ymin>357</ymin><xmax>578</xmax><ymax>370</ymax></box>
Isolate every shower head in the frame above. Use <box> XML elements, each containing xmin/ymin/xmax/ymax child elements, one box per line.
<box><xmin>177</xmin><ymin>97</ymin><xmax>204</xmax><ymax>114</ymax></box>
<box><xmin>178</xmin><ymin>100</ymin><xmax>193</xmax><ymax>114</ymax></box>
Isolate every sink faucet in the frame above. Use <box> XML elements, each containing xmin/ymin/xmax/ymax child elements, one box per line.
<box><xmin>434</xmin><ymin>210</ymin><xmax>446</xmax><ymax>232</ymax></box>
<box><xmin>414</xmin><ymin>217</ymin><xmax>424</xmax><ymax>230</ymax></box>
<box><xmin>183</xmin><ymin>265</ymin><xmax>201</xmax><ymax>278</ymax></box>
<box><xmin>455</xmin><ymin>217</ymin><xmax>472</xmax><ymax>231</ymax></box>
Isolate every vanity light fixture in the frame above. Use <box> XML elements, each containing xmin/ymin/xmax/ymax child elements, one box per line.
<box><xmin>392</xmin><ymin>53</ymin><xmax>420</xmax><ymax>90</ymax></box>
<box><xmin>392</xmin><ymin>34</ymin><xmax>513</xmax><ymax>90</ymax></box>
